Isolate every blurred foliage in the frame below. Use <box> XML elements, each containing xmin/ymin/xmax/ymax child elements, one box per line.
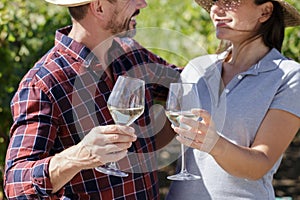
<box><xmin>137</xmin><ymin>0</ymin><xmax>218</xmax><ymax>66</ymax></box>
<box><xmin>0</xmin><ymin>0</ymin><xmax>70</xmax><ymax>198</ymax></box>
<box><xmin>0</xmin><ymin>0</ymin><xmax>299</xmax><ymax>199</ymax></box>
<box><xmin>282</xmin><ymin>1</ymin><xmax>300</xmax><ymax>62</ymax></box>
<box><xmin>138</xmin><ymin>0</ymin><xmax>300</xmax><ymax>64</ymax></box>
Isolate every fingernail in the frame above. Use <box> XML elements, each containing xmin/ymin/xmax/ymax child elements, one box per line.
<box><xmin>129</xmin><ymin>127</ymin><xmax>136</xmax><ymax>134</ymax></box>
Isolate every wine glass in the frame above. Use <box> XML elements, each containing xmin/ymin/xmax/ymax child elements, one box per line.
<box><xmin>165</xmin><ymin>83</ymin><xmax>201</xmax><ymax>181</ymax></box>
<box><xmin>95</xmin><ymin>76</ymin><xmax>145</xmax><ymax>177</ymax></box>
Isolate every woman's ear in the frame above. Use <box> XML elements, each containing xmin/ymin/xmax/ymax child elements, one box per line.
<box><xmin>259</xmin><ymin>2</ymin><xmax>273</xmax><ymax>23</ymax></box>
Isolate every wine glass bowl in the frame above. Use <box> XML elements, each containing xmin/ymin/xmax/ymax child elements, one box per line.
<box><xmin>95</xmin><ymin>76</ymin><xmax>145</xmax><ymax>177</ymax></box>
<box><xmin>165</xmin><ymin>83</ymin><xmax>201</xmax><ymax>181</ymax></box>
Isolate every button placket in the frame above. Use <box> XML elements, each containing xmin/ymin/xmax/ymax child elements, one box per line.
<box><xmin>224</xmin><ymin>74</ymin><xmax>245</xmax><ymax>95</ymax></box>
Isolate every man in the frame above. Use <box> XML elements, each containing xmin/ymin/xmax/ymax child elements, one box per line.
<box><xmin>4</xmin><ymin>0</ymin><xmax>179</xmax><ymax>199</ymax></box>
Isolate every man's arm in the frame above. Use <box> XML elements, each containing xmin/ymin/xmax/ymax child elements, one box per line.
<box><xmin>49</xmin><ymin>125</ymin><xmax>136</xmax><ymax>193</ymax></box>
<box><xmin>5</xmin><ymin>82</ymin><xmax>136</xmax><ymax>198</ymax></box>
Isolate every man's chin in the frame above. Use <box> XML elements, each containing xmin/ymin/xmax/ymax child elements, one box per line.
<box><xmin>116</xmin><ymin>28</ymin><xmax>136</xmax><ymax>38</ymax></box>
<box><xmin>127</xmin><ymin>28</ymin><xmax>136</xmax><ymax>38</ymax></box>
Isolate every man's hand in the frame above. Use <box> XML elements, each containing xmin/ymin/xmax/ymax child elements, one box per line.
<box><xmin>49</xmin><ymin>125</ymin><xmax>137</xmax><ymax>193</ymax></box>
<box><xmin>79</xmin><ymin>125</ymin><xmax>137</xmax><ymax>168</ymax></box>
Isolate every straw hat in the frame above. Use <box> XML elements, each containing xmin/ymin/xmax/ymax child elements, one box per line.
<box><xmin>195</xmin><ymin>0</ymin><xmax>300</xmax><ymax>27</ymax></box>
<box><xmin>45</xmin><ymin>0</ymin><xmax>93</xmax><ymax>7</ymax></box>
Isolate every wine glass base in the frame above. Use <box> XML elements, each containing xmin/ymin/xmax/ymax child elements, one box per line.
<box><xmin>167</xmin><ymin>172</ymin><xmax>201</xmax><ymax>181</ymax></box>
<box><xmin>95</xmin><ymin>166</ymin><xmax>129</xmax><ymax>177</ymax></box>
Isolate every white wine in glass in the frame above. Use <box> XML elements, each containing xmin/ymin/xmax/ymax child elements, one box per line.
<box><xmin>108</xmin><ymin>106</ymin><xmax>145</xmax><ymax>126</ymax></box>
<box><xmin>165</xmin><ymin>83</ymin><xmax>201</xmax><ymax>181</ymax></box>
<box><xmin>95</xmin><ymin>76</ymin><xmax>145</xmax><ymax>177</ymax></box>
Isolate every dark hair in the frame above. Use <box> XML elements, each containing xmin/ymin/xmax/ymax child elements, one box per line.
<box><xmin>68</xmin><ymin>4</ymin><xmax>90</xmax><ymax>21</ymax></box>
<box><xmin>255</xmin><ymin>0</ymin><xmax>285</xmax><ymax>51</ymax></box>
<box><xmin>217</xmin><ymin>0</ymin><xmax>285</xmax><ymax>53</ymax></box>
<box><xmin>68</xmin><ymin>0</ymin><xmax>117</xmax><ymax>21</ymax></box>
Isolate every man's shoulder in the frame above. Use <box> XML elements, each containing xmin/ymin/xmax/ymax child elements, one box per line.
<box><xmin>111</xmin><ymin>37</ymin><xmax>175</xmax><ymax>66</ymax></box>
<box><xmin>20</xmin><ymin>48</ymin><xmax>82</xmax><ymax>89</ymax></box>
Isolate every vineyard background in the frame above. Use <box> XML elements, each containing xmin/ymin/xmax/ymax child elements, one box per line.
<box><xmin>1</xmin><ymin>0</ymin><xmax>299</xmax><ymax>199</ymax></box>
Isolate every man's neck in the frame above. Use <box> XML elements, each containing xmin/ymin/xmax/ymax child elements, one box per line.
<box><xmin>68</xmin><ymin>20</ymin><xmax>115</xmax><ymax>81</ymax></box>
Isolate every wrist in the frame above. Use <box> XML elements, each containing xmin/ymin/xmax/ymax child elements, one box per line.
<box><xmin>210</xmin><ymin>135</ymin><xmax>227</xmax><ymax>158</ymax></box>
<box><xmin>49</xmin><ymin>153</ymin><xmax>80</xmax><ymax>193</ymax></box>
<box><xmin>49</xmin><ymin>144</ymin><xmax>103</xmax><ymax>193</ymax></box>
<box><xmin>58</xmin><ymin>143</ymin><xmax>104</xmax><ymax>169</ymax></box>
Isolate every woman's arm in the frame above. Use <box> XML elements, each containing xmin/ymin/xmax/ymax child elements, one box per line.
<box><xmin>174</xmin><ymin>109</ymin><xmax>300</xmax><ymax>180</ymax></box>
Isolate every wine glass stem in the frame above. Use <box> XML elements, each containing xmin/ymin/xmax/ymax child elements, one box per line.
<box><xmin>180</xmin><ymin>144</ymin><xmax>188</xmax><ymax>173</ymax></box>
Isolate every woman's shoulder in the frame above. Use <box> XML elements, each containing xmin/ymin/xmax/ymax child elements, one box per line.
<box><xmin>267</xmin><ymin>48</ymin><xmax>300</xmax><ymax>71</ymax></box>
<box><xmin>280</xmin><ymin>57</ymin><xmax>300</xmax><ymax>71</ymax></box>
<box><xmin>188</xmin><ymin>54</ymin><xmax>221</xmax><ymax>67</ymax></box>
<box><xmin>181</xmin><ymin>53</ymin><xmax>225</xmax><ymax>83</ymax></box>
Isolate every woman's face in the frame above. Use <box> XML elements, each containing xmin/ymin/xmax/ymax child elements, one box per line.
<box><xmin>210</xmin><ymin>0</ymin><xmax>271</xmax><ymax>43</ymax></box>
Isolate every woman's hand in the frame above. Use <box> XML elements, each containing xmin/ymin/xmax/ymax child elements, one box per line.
<box><xmin>173</xmin><ymin>109</ymin><xmax>221</xmax><ymax>154</ymax></box>
<box><xmin>173</xmin><ymin>109</ymin><xmax>300</xmax><ymax>180</ymax></box>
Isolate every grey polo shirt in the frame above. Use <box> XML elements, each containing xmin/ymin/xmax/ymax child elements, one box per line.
<box><xmin>167</xmin><ymin>48</ymin><xmax>300</xmax><ymax>200</ymax></box>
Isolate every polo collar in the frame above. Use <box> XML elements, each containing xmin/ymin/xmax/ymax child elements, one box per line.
<box><xmin>203</xmin><ymin>48</ymin><xmax>286</xmax><ymax>106</ymax></box>
<box><xmin>241</xmin><ymin>48</ymin><xmax>284</xmax><ymax>76</ymax></box>
<box><xmin>205</xmin><ymin>48</ymin><xmax>285</xmax><ymax>77</ymax></box>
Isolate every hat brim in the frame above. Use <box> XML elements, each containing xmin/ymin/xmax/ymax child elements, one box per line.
<box><xmin>45</xmin><ymin>0</ymin><xmax>93</xmax><ymax>7</ymax></box>
<box><xmin>195</xmin><ymin>0</ymin><xmax>300</xmax><ymax>27</ymax></box>
<box><xmin>277</xmin><ymin>0</ymin><xmax>300</xmax><ymax>27</ymax></box>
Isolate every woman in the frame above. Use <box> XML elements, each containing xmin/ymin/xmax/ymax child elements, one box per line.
<box><xmin>167</xmin><ymin>0</ymin><xmax>300</xmax><ymax>199</ymax></box>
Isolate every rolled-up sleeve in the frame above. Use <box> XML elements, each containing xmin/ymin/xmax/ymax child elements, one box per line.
<box><xmin>4</xmin><ymin>78</ymin><xmax>59</xmax><ymax>199</ymax></box>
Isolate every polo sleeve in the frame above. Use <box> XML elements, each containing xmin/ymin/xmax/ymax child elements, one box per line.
<box><xmin>270</xmin><ymin>62</ymin><xmax>300</xmax><ymax>117</ymax></box>
<box><xmin>4</xmin><ymin>78</ymin><xmax>60</xmax><ymax>199</ymax></box>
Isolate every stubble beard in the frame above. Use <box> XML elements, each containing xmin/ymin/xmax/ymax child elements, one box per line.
<box><xmin>105</xmin><ymin>10</ymin><xmax>134</xmax><ymax>38</ymax></box>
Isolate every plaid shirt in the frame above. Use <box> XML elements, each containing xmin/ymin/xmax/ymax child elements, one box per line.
<box><xmin>4</xmin><ymin>26</ymin><xmax>180</xmax><ymax>200</ymax></box>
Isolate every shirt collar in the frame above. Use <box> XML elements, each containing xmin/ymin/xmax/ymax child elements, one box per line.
<box><xmin>202</xmin><ymin>48</ymin><xmax>285</xmax><ymax>104</ymax></box>
<box><xmin>242</xmin><ymin>48</ymin><xmax>284</xmax><ymax>75</ymax></box>
<box><xmin>55</xmin><ymin>26</ymin><xmax>92</xmax><ymax>62</ymax></box>
<box><xmin>54</xmin><ymin>26</ymin><xmax>123</xmax><ymax>73</ymax></box>
<box><xmin>203</xmin><ymin>48</ymin><xmax>285</xmax><ymax>79</ymax></box>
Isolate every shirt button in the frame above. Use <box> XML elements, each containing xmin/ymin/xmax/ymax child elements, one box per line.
<box><xmin>237</xmin><ymin>74</ymin><xmax>243</xmax><ymax>80</ymax></box>
<box><xmin>224</xmin><ymin>89</ymin><xmax>230</xmax><ymax>94</ymax></box>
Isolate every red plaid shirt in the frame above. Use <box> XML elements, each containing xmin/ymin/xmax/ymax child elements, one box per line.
<box><xmin>4</xmin><ymin>26</ymin><xmax>180</xmax><ymax>199</ymax></box>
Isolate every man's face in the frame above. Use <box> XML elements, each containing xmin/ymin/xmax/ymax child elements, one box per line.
<box><xmin>104</xmin><ymin>0</ymin><xmax>147</xmax><ymax>37</ymax></box>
